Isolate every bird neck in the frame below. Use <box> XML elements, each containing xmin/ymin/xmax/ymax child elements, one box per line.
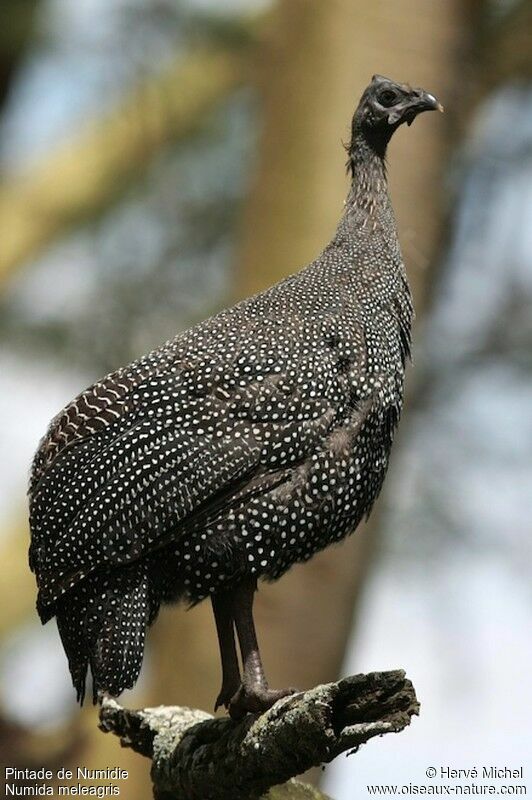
<box><xmin>326</xmin><ymin>127</ymin><xmax>405</xmax><ymax>289</ymax></box>
<box><xmin>343</xmin><ymin>127</ymin><xmax>390</xmax><ymax>224</ymax></box>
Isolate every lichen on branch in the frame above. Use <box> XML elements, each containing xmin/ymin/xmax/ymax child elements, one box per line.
<box><xmin>99</xmin><ymin>669</ymin><xmax>419</xmax><ymax>800</ymax></box>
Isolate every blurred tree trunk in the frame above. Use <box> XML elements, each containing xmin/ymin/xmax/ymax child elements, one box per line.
<box><xmin>148</xmin><ymin>2</ymin><xmax>465</xmax><ymax>778</ymax></box>
<box><xmin>0</xmin><ymin>0</ymin><xmax>39</xmax><ymax>109</ymax></box>
<box><xmin>234</xmin><ymin>0</ymin><xmax>465</xmax><ymax>706</ymax></box>
<box><xmin>480</xmin><ymin>0</ymin><xmax>532</xmax><ymax>89</ymax></box>
<box><xmin>0</xmin><ymin>520</ymin><xmax>35</xmax><ymax>638</ymax></box>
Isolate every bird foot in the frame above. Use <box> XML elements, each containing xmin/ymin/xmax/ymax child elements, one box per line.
<box><xmin>228</xmin><ymin>685</ymin><xmax>297</xmax><ymax>720</ymax></box>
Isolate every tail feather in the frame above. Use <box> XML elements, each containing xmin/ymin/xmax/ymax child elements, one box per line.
<box><xmin>56</xmin><ymin>583</ymin><xmax>90</xmax><ymax>703</ymax></box>
<box><xmin>55</xmin><ymin>563</ymin><xmax>155</xmax><ymax>703</ymax></box>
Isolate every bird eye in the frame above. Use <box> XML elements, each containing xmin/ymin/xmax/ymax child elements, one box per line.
<box><xmin>378</xmin><ymin>89</ymin><xmax>398</xmax><ymax>107</ymax></box>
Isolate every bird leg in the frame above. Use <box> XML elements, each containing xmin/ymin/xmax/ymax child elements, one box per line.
<box><xmin>211</xmin><ymin>592</ymin><xmax>241</xmax><ymax>711</ymax></box>
<box><xmin>228</xmin><ymin>577</ymin><xmax>295</xmax><ymax>720</ymax></box>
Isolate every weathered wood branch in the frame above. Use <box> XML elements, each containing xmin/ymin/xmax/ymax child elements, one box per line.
<box><xmin>99</xmin><ymin>669</ymin><xmax>419</xmax><ymax>800</ymax></box>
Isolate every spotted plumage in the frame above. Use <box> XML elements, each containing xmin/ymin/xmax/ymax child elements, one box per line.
<box><xmin>29</xmin><ymin>75</ymin><xmax>442</xmax><ymax>713</ymax></box>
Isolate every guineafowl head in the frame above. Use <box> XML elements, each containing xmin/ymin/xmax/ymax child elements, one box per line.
<box><xmin>349</xmin><ymin>74</ymin><xmax>443</xmax><ymax>159</ymax></box>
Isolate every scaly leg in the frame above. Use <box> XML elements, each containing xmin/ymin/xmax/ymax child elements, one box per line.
<box><xmin>211</xmin><ymin>592</ymin><xmax>241</xmax><ymax>711</ymax></box>
<box><xmin>228</xmin><ymin>577</ymin><xmax>295</xmax><ymax>720</ymax></box>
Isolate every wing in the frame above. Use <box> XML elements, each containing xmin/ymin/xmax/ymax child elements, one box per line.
<box><xmin>31</xmin><ymin>409</ymin><xmax>262</xmax><ymax>613</ymax></box>
<box><xmin>30</xmin><ymin>333</ymin><xmax>340</xmax><ymax>616</ymax></box>
<box><xmin>29</xmin><ymin>346</ymin><xmax>180</xmax><ymax>496</ymax></box>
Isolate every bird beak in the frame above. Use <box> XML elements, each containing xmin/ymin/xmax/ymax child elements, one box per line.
<box><xmin>404</xmin><ymin>90</ymin><xmax>444</xmax><ymax>125</ymax></box>
<box><xmin>386</xmin><ymin>88</ymin><xmax>444</xmax><ymax>127</ymax></box>
<box><xmin>418</xmin><ymin>91</ymin><xmax>444</xmax><ymax>113</ymax></box>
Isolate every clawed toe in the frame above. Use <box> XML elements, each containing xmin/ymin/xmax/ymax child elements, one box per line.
<box><xmin>214</xmin><ymin>681</ymin><xmax>241</xmax><ymax>712</ymax></box>
<box><xmin>228</xmin><ymin>685</ymin><xmax>297</xmax><ymax>720</ymax></box>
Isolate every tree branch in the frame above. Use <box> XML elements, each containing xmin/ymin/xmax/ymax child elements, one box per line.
<box><xmin>99</xmin><ymin>669</ymin><xmax>419</xmax><ymax>800</ymax></box>
<box><xmin>0</xmin><ymin>46</ymin><xmax>244</xmax><ymax>287</ymax></box>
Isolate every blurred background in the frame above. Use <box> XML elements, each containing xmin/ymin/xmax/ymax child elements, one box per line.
<box><xmin>0</xmin><ymin>0</ymin><xmax>531</xmax><ymax>797</ymax></box>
